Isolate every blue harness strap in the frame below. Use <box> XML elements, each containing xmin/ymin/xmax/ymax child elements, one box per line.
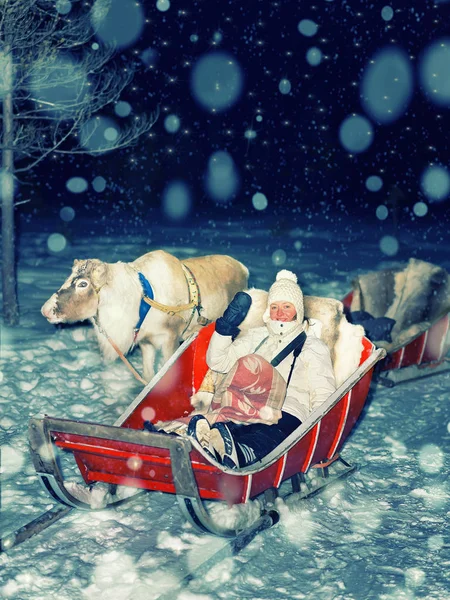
<box><xmin>131</xmin><ymin>273</ymin><xmax>154</xmax><ymax>349</ymax></box>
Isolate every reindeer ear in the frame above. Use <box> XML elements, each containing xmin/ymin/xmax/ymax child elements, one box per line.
<box><xmin>91</xmin><ymin>261</ymin><xmax>108</xmax><ymax>289</ymax></box>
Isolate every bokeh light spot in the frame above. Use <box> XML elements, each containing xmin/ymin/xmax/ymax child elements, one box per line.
<box><xmin>60</xmin><ymin>206</ymin><xmax>75</xmax><ymax>222</ymax></box>
<box><xmin>92</xmin><ymin>176</ymin><xmax>107</xmax><ymax>192</ymax></box>
<box><xmin>419</xmin><ymin>38</ymin><xmax>450</xmax><ymax>106</ymax></box>
<box><xmin>418</xmin><ymin>443</ymin><xmax>444</xmax><ymax>473</ymax></box>
<box><xmin>366</xmin><ymin>175</ymin><xmax>383</xmax><ymax>192</ymax></box>
<box><xmin>104</xmin><ymin>127</ymin><xmax>119</xmax><ymax>142</ymax></box>
<box><xmin>28</xmin><ymin>55</ymin><xmax>87</xmax><ymax>118</ymax></box>
<box><xmin>420</xmin><ymin>165</ymin><xmax>450</xmax><ymax>202</ymax></box>
<box><xmin>1</xmin><ymin>446</ymin><xmax>24</xmax><ymax>477</ymax></box>
<box><xmin>376</xmin><ymin>205</ymin><xmax>389</xmax><ymax>220</ymax></box>
<box><xmin>141</xmin><ymin>407</ymin><xmax>156</xmax><ymax>422</ymax></box>
<box><xmin>205</xmin><ymin>150</ymin><xmax>240</xmax><ymax>203</ymax></box>
<box><xmin>272</xmin><ymin>249</ymin><xmax>287</xmax><ymax>266</ymax></box>
<box><xmin>339</xmin><ymin>114</ymin><xmax>374</xmax><ymax>153</ymax></box>
<box><xmin>0</xmin><ymin>169</ymin><xmax>16</xmax><ymax>199</ymax></box>
<box><xmin>413</xmin><ymin>202</ymin><xmax>428</xmax><ymax>217</ymax></box>
<box><xmin>114</xmin><ymin>101</ymin><xmax>132</xmax><ymax>118</ymax></box>
<box><xmin>141</xmin><ymin>47</ymin><xmax>159</xmax><ymax>67</ymax></box>
<box><xmin>55</xmin><ymin>0</ymin><xmax>72</xmax><ymax>15</ymax></box>
<box><xmin>298</xmin><ymin>19</ymin><xmax>319</xmax><ymax>37</ymax></box>
<box><xmin>306</xmin><ymin>47</ymin><xmax>323</xmax><ymax>66</ymax></box>
<box><xmin>80</xmin><ymin>116</ymin><xmax>120</xmax><ymax>152</ymax></box>
<box><xmin>405</xmin><ymin>568</ymin><xmax>426</xmax><ymax>589</ymax></box>
<box><xmin>0</xmin><ymin>53</ymin><xmax>12</xmax><ymax>100</ymax></box>
<box><xmin>66</xmin><ymin>177</ymin><xmax>88</xmax><ymax>194</ymax></box>
<box><xmin>279</xmin><ymin>79</ymin><xmax>292</xmax><ymax>94</ymax></box>
<box><xmin>126</xmin><ymin>456</ymin><xmax>143</xmax><ymax>471</ymax></box>
<box><xmin>162</xmin><ymin>180</ymin><xmax>192</xmax><ymax>221</ymax></box>
<box><xmin>361</xmin><ymin>47</ymin><xmax>413</xmax><ymax>124</ymax></box>
<box><xmin>91</xmin><ymin>0</ymin><xmax>144</xmax><ymax>49</ymax></box>
<box><xmin>47</xmin><ymin>233</ymin><xmax>67</xmax><ymax>253</ymax></box>
<box><xmin>381</xmin><ymin>6</ymin><xmax>394</xmax><ymax>21</ymax></box>
<box><xmin>252</xmin><ymin>192</ymin><xmax>268</xmax><ymax>210</ymax></box>
<box><xmin>379</xmin><ymin>235</ymin><xmax>399</xmax><ymax>256</ymax></box>
<box><xmin>428</xmin><ymin>534</ymin><xmax>445</xmax><ymax>551</ymax></box>
<box><xmin>191</xmin><ymin>51</ymin><xmax>244</xmax><ymax>112</ymax></box>
<box><xmin>164</xmin><ymin>114</ymin><xmax>181</xmax><ymax>133</ymax></box>
<box><xmin>156</xmin><ymin>0</ymin><xmax>170</xmax><ymax>11</ymax></box>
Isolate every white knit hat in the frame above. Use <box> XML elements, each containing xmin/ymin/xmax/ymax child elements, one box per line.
<box><xmin>263</xmin><ymin>270</ymin><xmax>304</xmax><ymax>323</ymax></box>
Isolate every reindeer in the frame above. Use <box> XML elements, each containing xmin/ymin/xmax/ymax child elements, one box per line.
<box><xmin>41</xmin><ymin>250</ymin><xmax>249</xmax><ymax>383</ymax></box>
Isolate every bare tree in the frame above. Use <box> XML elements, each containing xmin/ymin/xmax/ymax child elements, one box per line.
<box><xmin>1</xmin><ymin>0</ymin><xmax>157</xmax><ymax>325</ymax></box>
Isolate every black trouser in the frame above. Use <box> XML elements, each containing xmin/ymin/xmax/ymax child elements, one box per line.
<box><xmin>226</xmin><ymin>412</ymin><xmax>301</xmax><ymax>467</ymax></box>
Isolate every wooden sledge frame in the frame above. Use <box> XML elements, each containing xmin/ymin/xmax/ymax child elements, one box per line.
<box><xmin>28</xmin><ymin>341</ymin><xmax>385</xmax><ymax>538</ymax></box>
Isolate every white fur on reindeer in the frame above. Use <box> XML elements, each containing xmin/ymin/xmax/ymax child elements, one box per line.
<box><xmin>41</xmin><ymin>250</ymin><xmax>249</xmax><ymax>383</ymax></box>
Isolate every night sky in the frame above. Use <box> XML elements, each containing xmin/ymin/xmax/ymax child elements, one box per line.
<box><xmin>21</xmin><ymin>0</ymin><xmax>450</xmax><ymax>242</ymax></box>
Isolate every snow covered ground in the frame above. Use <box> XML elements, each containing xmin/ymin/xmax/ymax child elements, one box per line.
<box><xmin>1</xmin><ymin>217</ymin><xmax>449</xmax><ymax>600</ymax></box>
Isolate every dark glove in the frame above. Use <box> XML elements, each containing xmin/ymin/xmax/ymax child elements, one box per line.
<box><xmin>349</xmin><ymin>311</ymin><xmax>395</xmax><ymax>343</ymax></box>
<box><xmin>215</xmin><ymin>292</ymin><xmax>252</xmax><ymax>337</ymax></box>
<box><xmin>364</xmin><ymin>317</ymin><xmax>395</xmax><ymax>343</ymax></box>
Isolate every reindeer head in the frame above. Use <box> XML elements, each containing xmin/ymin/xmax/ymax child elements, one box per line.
<box><xmin>41</xmin><ymin>259</ymin><xmax>109</xmax><ymax>324</ymax></box>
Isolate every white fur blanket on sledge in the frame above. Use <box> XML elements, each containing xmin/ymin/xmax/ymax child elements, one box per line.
<box><xmin>349</xmin><ymin>258</ymin><xmax>450</xmax><ymax>353</ymax></box>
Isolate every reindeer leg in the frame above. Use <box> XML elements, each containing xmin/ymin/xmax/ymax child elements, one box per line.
<box><xmin>162</xmin><ymin>333</ymin><xmax>180</xmax><ymax>363</ymax></box>
<box><xmin>139</xmin><ymin>342</ymin><xmax>157</xmax><ymax>383</ymax></box>
<box><xmin>151</xmin><ymin>332</ymin><xmax>180</xmax><ymax>374</ymax></box>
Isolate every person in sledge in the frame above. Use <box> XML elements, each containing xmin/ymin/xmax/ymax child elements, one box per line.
<box><xmin>186</xmin><ymin>269</ymin><xmax>337</xmax><ymax>469</ymax></box>
<box><xmin>67</xmin><ymin>270</ymin><xmax>337</xmax><ymax>507</ymax></box>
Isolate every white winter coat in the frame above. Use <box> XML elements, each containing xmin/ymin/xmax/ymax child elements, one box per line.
<box><xmin>206</xmin><ymin>320</ymin><xmax>336</xmax><ymax>423</ymax></box>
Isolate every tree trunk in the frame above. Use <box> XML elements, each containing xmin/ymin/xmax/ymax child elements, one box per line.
<box><xmin>1</xmin><ymin>44</ymin><xmax>19</xmax><ymax>326</ymax></box>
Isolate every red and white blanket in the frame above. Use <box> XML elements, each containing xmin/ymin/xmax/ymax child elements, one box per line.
<box><xmin>156</xmin><ymin>354</ymin><xmax>286</xmax><ymax>433</ymax></box>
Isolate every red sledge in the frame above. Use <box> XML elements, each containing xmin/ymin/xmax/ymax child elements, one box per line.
<box><xmin>29</xmin><ymin>297</ymin><xmax>385</xmax><ymax>538</ymax></box>
<box><xmin>343</xmin><ymin>259</ymin><xmax>450</xmax><ymax>387</ymax></box>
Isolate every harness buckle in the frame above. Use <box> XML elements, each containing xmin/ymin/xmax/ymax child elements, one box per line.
<box><xmin>196</xmin><ymin>305</ymin><xmax>209</xmax><ymax>326</ymax></box>
<box><xmin>129</xmin><ymin>328</ymin><xmax>139</xmax><ymax>353</ymax></box>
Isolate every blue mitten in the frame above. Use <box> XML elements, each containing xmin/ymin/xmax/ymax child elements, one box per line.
<box><xmin>215</xmin><ymin>292</ymin><xmax>252</xmax><ymax>337</ymax></box>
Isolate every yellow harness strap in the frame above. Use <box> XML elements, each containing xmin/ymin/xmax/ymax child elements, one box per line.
<box><xmin>142</xmin><ymin>296</ymin><xmax>196</xmax><ymax>314</ymax></box>
<box><xmin>181</xmin><ymin>263</ymin><xmax>200</xmax><ymax>307</ymax></box>
<box><xmin>141</xmin><ymin>263</ymin><xmax>200</xmax><ymax>316</ymax></box>
<box><xmin>143</xmin><ymin>263</ymin><xmax>199</xmax><ymax>315</ymax></box>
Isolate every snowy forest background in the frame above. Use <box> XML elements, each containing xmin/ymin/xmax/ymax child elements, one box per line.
<box><xmin>1</xmin><ymin>1</ymin><xmax>450</xmax><ymax>599</ymax></box>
